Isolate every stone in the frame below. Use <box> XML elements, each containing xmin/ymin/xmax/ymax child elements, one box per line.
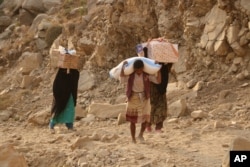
<box><xmin>240</xmin><ymin>0</ymin><xmax>250</xmax><ymax>13</ymax></box>
<box><xmin>230</xmin><ymin>42</ymin><xmax>246</xmax><ymax>56</ymax></box>
<box><xmin>117</xmin><ymin>113</ymin><xmax>126</xmax><ymax>125</ymax></box>
<box><xmin>20</xmin><ymin>52</ymin><xmax>43</xmax><ymax>74</ymax></box>
<box><xmin>70</xmin><ymin>137</ymin><xmax>90</xmax><ymax>150</ymax></box>
<box><xmin>227</xmin><ymin>25</ymin><xmax>239</xmax><ymax>44</ymax></box>
<box><xmin>22</xmin><ymin>0</ymin><xmax>46</xmax><ymax>15</ymax></box>
<box><xmin>191</xmin><ymin>110</ymin><xmax>207</xmax><ymax>119</ymax></box>
<box><xmin>29</xmin><ymin>14</ymin><xmax>49</xmax><ymax>33</ymax></box>
<box><xmin>0</xmin><ymin>110</ymin><xmax>13</xmax><ymax>121</ymax></box>
<box><xmin>193</xmin><ymin>81</ymin><xmax>204</xmax><ymax>91</ymax></box>
<box><xmin>200</xmin><ymin>5</ymin><xmax>227</xmax><ymax>53</ymax></box>
<box><xmin>115</xmin><ymin>94</ymin><xmax>127</xmax><ymax>104</ymax></box>
<box><xmin>214</xmin><ymin>40</ymin><xmax>229</xmax><ymax>56</ymax></box>
<box><xmin>78</xmin><ymin>70</ymin><xmax>95</xmax><ymax>92</ymax></box>
<box><xmin>75</xmin><ymin>105</ymin><xmax>87</xmax><ymax>118</ymax></box>
<box><xmin>0</xmin><ymin>144</ymin><xmax>28</xmax><ymax>167</ymax></box>
<box><xmin>167</xmin><ymin>118</ymin><xmax>179</xmax><ymax>123</ymax></box>
<box><xmin>43</xmin><ymin>0</ymin><xmax>62</xmax><ymax>11</ymax></box>
<box><xmin>20</xmin><ymin>75</ymin><xmax>34</xmax><ymax>89</ymax></box>
<box><xmin>214</xmin><ymin>121</ymin><xmax>225</xmax><ymax>128</ymax></box>
<box><xmin>28</xmin><ymin>108</ymin><xmax>50</xmax><ymax>125</ymax></box>
<box><xmin>19</xmin><ymin>9</ymin><xmax>35</xmax><ymax>26</ymax></box>
<box><xmin>168</xmin><ymin>99</ymin><xmax>187</xmax><ymax>117</ymax></box>
<box><xmin>186</xmin><ymin>79</ymin><xmax>197</xmax><ymax>89</ymax></box>
<box><xmin>88</xmin><ymin>103</ymin><xmax>126</xmax><ymax>119</ymax></box>
<box><xmin>239</xmin><ymin>34</ymin><xmax>248</xmax><ymax>46</ymax></box>
<box><xmin>233</xmin><ymin>57</ymin><xmax>243</xmax><ymax>65</ymax></box>
<box><xmin>81</xmin><ymin>114</ymin><xmax>96</xmax><ymax>123</ymax></box>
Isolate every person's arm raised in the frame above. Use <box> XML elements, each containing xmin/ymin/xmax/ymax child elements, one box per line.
<box><xmin>120</xmin><ymin>61</ymin><xmax>128</xmax><ymax>77</ymax></box>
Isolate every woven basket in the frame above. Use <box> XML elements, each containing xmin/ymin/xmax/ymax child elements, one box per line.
<box><xmin>57</xmin><ymin>54</ymin><xmax>81</xmax><ymax>69</ymax></box>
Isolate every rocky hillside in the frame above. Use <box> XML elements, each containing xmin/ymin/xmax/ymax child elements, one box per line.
<box><xmin>0</xmin><ymin>0</ymin><xmax>250</xmax><ymax>167</ymax></box>
<box><xmin>0</xmin><ymin>0</ymin><xmax>250</xmax><ymax>108</ymax></box>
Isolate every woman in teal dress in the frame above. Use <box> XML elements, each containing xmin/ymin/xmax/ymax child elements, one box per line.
<box><xmin>49</xmin><ymin>68</ymin><xmax>79</xmax><ymax>130</ymax></box>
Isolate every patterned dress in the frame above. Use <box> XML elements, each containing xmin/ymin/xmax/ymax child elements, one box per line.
<box><xmin>149</xmin><ymin>64</ymin><xmax>171</xmax><ymax>130</ymax></box>
<box><xmin>150</xmin><ymin>83</ymin><xmax>167</xmax><ymax>125</ymax></box>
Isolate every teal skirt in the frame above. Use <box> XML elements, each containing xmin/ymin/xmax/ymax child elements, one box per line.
<box><xmin>50</xmin><ymin>94</ymin><xmax>75</xmax><ymax>125</ymax></box>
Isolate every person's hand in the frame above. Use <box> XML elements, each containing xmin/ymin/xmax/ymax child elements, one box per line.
<box><xmin>123</xmin><ymin>61</ymin><xmax>128</xmax><ymax>67</ymax></box>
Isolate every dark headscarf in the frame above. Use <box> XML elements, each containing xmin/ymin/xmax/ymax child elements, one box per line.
<box><xmin>51</xmin><ymin>68</ymin><xmax>79</xmax><ymax>116</ymax></box>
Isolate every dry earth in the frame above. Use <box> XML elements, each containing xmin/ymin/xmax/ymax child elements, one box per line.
<box><xmin>0</xmin><ymin>0</ymin><xmax>250</xmax><ymax>166</ymax></box>
<box><xmin>1</xmin><ymin>75</ymin><xmax>250</xmax><ymax>167</ymax></box>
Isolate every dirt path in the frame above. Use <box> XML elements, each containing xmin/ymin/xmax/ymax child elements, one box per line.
<box><xmin>1</xmin><ymin>114</ymin><xmax>250</xmax><ymax>167</ymax></box>
<box><xmin>1</xmin><ymin>79</ymin><xmax>250</xmax><ymax>167</ymax></box>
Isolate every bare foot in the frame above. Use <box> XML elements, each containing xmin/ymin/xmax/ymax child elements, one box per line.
<box><xmin>132</xmin><ymin>138</ymin><xmax>136</xmax><ymax>144</ymax></box>
<box><xmin>138</xmin><ymin>136</ymin><xmax>145</xmax><ymax>142</ymax></box>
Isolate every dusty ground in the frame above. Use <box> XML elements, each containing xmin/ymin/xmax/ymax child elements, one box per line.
<box><xmin>0</xmin><ymin>0</ymin><xmax>249</xmax><ymax>166</ymax></box>
<box><xmin>0</xmin><ymin>76</ymin><xmax>250</xmax><ymax>167</ymax></box>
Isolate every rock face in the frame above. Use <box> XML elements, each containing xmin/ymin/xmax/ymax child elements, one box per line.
<box><xmin>0</xmin><ymin>0</ymin><xmax>249</xmax><ymax>122</ymax></box>
<box><xmin>0</xmin><ymin>0</ymin><xmax>249</xmax><ymax>83</ymax></box>
<box><xmin>0</xmin><ymin>1</ymin><xmax>250</xmax><ymax>166</ymax></box>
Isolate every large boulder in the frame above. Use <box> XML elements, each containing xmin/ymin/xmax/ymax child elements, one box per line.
<box><xmin>0</xmin><ymin>144</ymin><xmax>28</xmax><ymax>167</ymax></box>
<box><xmin>88</xmin><ymin>103</ymin><xmax>126</xmax><ymax>119</ymax></box>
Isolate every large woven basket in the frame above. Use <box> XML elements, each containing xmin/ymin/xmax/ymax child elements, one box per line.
<box><xmin>57</xmin><ymin>54</ymin><xmax>81</xmax><ymax>69</ymax></box>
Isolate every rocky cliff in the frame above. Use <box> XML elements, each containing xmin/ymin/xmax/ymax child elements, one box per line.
<box><xmin>0</xmin><ymin>0</ymin><xmax>249</xmax><ymax>115</ymax></box>
<box><xmin>0</xmin><ymin>1</ymin><xmax>250</xmax><ymax>167</ymax></box>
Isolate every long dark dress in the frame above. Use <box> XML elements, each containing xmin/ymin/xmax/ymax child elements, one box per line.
<box><xmin>50</xmin><ymin>68</ymin><xmax>79</xmax><ymax>128</ymax></box>
<box><xmin>149</xmin><ymin>63</ymin><xmax>172</xmax><ymax>130</ymax></box>
<box><xmin>150</xmin><ymin>83</ymin><xmax>167</xmax><ymax>127</ymax></box>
